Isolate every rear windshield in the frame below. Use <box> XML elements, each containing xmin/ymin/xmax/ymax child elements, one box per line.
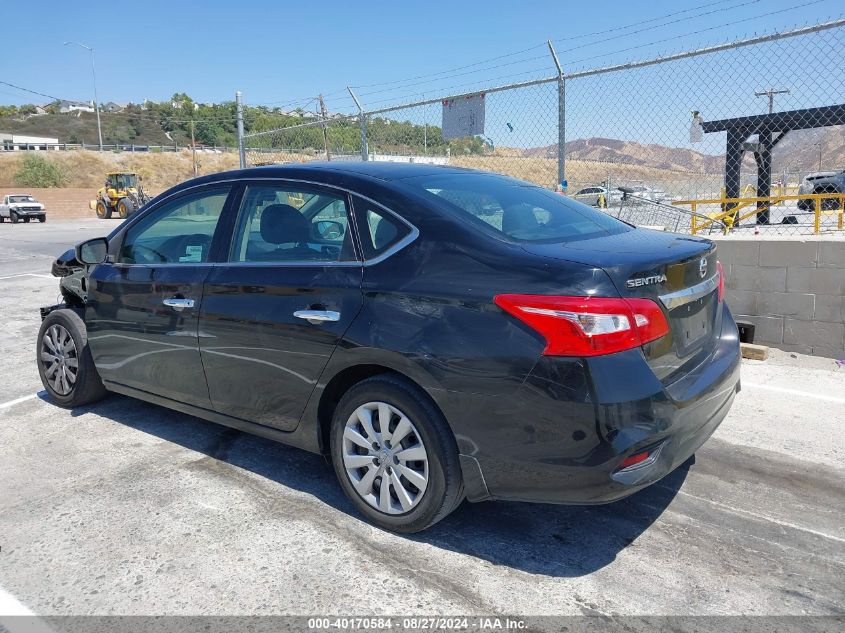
<box><xmin>402</xmin><ymin>173</ymin><xmax>629</xmax><ymax>243</ymax></box>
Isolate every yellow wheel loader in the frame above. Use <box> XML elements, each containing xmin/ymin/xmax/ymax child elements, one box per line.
<box><xmin>90</xmin><ymin>172</ymin><xmax>150</xmax><ymax>219</ymax></box>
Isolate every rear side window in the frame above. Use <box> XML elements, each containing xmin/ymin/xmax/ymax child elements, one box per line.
<box><xmin>404</xmin><ymin>173</ymin><xmax>629</xmax><ymax>243</ymax></box>
<box><xmin>230</xmin><ymin>185</ymin><xmax>356</xmax><ymax>263</ymax></box>
<box><xmin>352</xmin><ymin>197</ymin><xmax>411</xmax><ymax>260</ymax></box>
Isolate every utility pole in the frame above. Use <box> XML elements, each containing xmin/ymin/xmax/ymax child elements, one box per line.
<box><xmin>190</xmin><ymin>119</ymin><xmax>198</xmax><ymax>176</ymax></box>
<box><xmin>319</xmin><ymin>94</ymin><xmax>331</xmax><ymax>161</ymax></box>
<box><xmin>755</xmin><ymin>87</ymin><xmax>790</xmax><ymax>114</ymax></box>
<box><xmin>236</xmin><ymin>91</ymin><xmax>245</xmax><ymax>169</ymax></box>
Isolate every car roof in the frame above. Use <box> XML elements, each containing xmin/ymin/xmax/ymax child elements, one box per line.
<box><xmin>249</xmin><ymin>161</ymin><xmax>477</xmax><ymax>181</ymax></box>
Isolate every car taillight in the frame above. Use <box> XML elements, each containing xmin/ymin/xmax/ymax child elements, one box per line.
<box><xmin>494</xmin><ymin>294</ymin><xmax>669</xmax><ymax>357</ymax></box>
<box><xmin>716</xmin><ymin>260</ymin><xmax>725</xmax><ymax>303</ymax></box>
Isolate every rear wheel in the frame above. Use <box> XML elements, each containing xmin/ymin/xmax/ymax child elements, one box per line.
<box><xmin>37</xmin><ymin>309</ymin><xmax>107</xmax><ymax>408</ymax></box>
<box><xmin>330</xmin><ymin>374</ymin><xmax>463</xmax><ymax>533</ymax></box>
<box><xmin>95</xmin><ymin>200</ymin><xmax>111</xmax><ymax>219</ymax></box>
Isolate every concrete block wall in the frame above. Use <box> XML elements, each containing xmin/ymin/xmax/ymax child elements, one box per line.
<box><xmin>715</xmin><ymin>238</ymin><xmax>845</xmax><ymax>358</ymax></box>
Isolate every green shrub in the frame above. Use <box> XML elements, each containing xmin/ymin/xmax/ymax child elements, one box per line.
<box><xmin>14</xmin><ymin>154</ymin><xmax>66</xmax><ymax>187</ymax></box>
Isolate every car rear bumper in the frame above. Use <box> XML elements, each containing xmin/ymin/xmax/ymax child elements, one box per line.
<box><xmin>446</xmin><ymin>302</ymin><xmax>741</xmax><ymax>505</ymax></box>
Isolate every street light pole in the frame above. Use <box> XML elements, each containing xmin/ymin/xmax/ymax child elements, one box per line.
<box><xmin>65</xmin><ymin>41</ymin><xmax>103</xmax><ymax>150</ymax></box>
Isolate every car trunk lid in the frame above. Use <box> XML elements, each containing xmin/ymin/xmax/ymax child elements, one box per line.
<box><xmin>521</xmin><ymin>228</ymin><xmax>720</xmax><ymax>381</ymax></box>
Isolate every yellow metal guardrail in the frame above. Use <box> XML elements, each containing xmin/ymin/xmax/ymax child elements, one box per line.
<box><xmin>672</xmin><ymin>192</ymin><xmax>845</xmax><ymax>235</ymax></box>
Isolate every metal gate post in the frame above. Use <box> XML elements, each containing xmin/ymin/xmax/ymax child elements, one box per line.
<box><xmin>548</xmin><ymin>41</ymin><xmax>565</xmax><ymax>188</ymax></box>
<box><xmin>236</xmin><ymin>91</ymin><xmax>246</xmax><ymax>169</ymax></box>
<box><xmin>347</xmin><ymin>86</ymin><xmax>368</xmax><ymax>161</ymax></box>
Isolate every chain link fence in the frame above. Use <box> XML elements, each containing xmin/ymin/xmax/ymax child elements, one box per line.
<box><xmin>243</xmin><ymin>19</ymin><xmax>845</xmax><ymax>236</ymax></box>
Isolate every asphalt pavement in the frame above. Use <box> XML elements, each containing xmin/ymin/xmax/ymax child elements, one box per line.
<box><xmin>0</xmin><ymin>220</ymin><xmax>843</xmax><ymax>621</ymax></box>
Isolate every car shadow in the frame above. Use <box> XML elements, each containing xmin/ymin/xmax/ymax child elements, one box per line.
<box><xmin>68</xmin><ymin>393</ymin><xmax>689</xmax><ymax>578</ymax></box>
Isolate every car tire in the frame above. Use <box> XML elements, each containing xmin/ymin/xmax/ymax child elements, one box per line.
<box><xmin>330</xmin><ymin>374</ymin><xmax>464</xmax><ymax>533</ymax></box>
<box><xmin>37</xmin><ymin>309</ymin><xmax>107</xmax><ymax>408</ymax></box>
<box><xmin>96</xmin><ymin>201</ymin><xmax>111</xmax><ymax>220</ymax></box>
<box><xmin>39</xmin><ymin>215</ymin><xmax>46</xmax><ymax>223</ymax></box>
<box><xmin>0</xmin><ymin>215</ymin><xmax>4</xmax><ymax>223</ymax></box>
<box><xmin>23</xmin><ymin>217</ymin><xmax>30</xmax><ymax>223</ymax></box>
<box><xmin>117</xmin><ymin>198</ymin><xmax>134</xmax><ymax>218</ymax></box>
<box><xmin>10</xmin><ymin>211</ymin><xmax>19</xmax><ymax>224</ymax></box>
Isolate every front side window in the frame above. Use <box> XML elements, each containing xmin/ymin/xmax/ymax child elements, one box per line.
<box><xmin>118</xmin><ymin>188</ymin><xmax>230</xmax><ymax>264</ymax></box>
<box><xmin>403</xmin><ymin>173</ymin><xmax>629</xmax><ymax>243</ymax></box>
<box><xmin>230</xmin><ymin>185</ymin><xmax>355</xmax><ymax>263</ymax></box>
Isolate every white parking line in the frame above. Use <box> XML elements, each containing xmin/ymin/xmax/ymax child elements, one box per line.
<box><xmin>0</xmin><ymin>586</ymin><xmax>56</xmax><ymax>633</ymax></box>
<box><xmin>0</xmin><ymin>585</ymin><xmax>35</xmax><ymax>615</ymax></box>
<box><xmin>0</xmin><ymin>394</ymin><xmax>40</xmax><ymax>410</ymax></box>
<box><xmin>743</xmin><ymin>382</ymin><xmax>845</xmax><ymax>405</ymax></box>
<box><xmin>0</xmin><ymin>273</ymin><xmax>53</xmax><ymax>280</ymax></box>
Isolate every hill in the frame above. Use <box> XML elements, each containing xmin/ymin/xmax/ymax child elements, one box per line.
<box><xmin>528</xmin><ymin>125</ymin><xmax>845</xmax><ymax>176</ymax></box>
<box><xmin>0</xmin><ymin>112</ymin><xmax>174</xmax><ymax>146</ymax></box>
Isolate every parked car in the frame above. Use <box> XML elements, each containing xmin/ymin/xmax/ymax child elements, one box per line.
<box><xmin>622</xmin><ymin>185</ymin><xmax>668</xmax><ymax>204</ymax></box>
<box><xmin>0</xmin><ymin>193</ymin><xmax>46</xmax><ymax>223</ymax></box>
<box><xmin>797</xmin><ymin>170</ymin><xmax>844</xmax><ymax>210</ymax></box>
<box><xmin>571</xmin><ymin>186</ymin><xmax>623</xmax><ymax>208</ymax></box>
<box><xmin>37</xmin><ymin>163</ymin><xmax>740</xmax><ymax>533</ymax></box>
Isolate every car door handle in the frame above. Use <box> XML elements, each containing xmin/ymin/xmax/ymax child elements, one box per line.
<box><xmin>293</xmin><ymin>310</ymin><xmax>341</xmax><ymax>325</ymax></box>
<box><xmin>163</xmin><ymin>297</ymin><xmax>195</xmax><ymax>311</ymax></box>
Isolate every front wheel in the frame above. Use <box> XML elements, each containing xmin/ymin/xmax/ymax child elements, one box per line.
<box><xmin>37</xmin><ymin>309</ymin><xmax>107</xmax><ymax>408</ymax></box>
<box><xmin>23</xmin><ymin>217</ymin><xmax>30</xmax><ymax>223</ymax></box>
<box><xmin>10</xmin><ymin>211</ymin><xmax>19</xmax><ymax>223</ymax></box>
<box><xmin>38</xmin><ymin>215</ymin><xmax>46</xmax><ymax>223</ymax></box>
<box><xmin>116</xmin><ymin>198</ymin><xmax>134</xmax><ymax>218</ymax></box>
<box><xmin>330</xmin><ymin>374</ymin><xmax>463</xmax><ymax>533</ymax></box>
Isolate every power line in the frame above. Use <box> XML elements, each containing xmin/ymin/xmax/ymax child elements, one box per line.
<box><xmin>553</xmin><ymin>0</ymin><xmax>738</xmax><ymax>43</ymax></box>
<box><xmin>0</xmin><ymin>80</ymin><xmax>76</xmax><ymax>103</ymax></box>
<box><xmin>554</xmin><ymin>0</ymin><xmax>761</xmax><ymax>56</ymax></box>
<box><xmin>566</xmin><ymin>0</ymin><xmax>831</xmax><ymax>67</ymax></box>
<box><xmin>300</xmin><ymin>0</ymin><xmax>758</xmax><ymax>110</ymax></box>
<box><xmin>354</xmin><ymin>52</ymin><xmax>551</xmax><ymax>101</ymax></box>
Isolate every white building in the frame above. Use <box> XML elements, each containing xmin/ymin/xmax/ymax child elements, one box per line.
<box><xmin>0</xmin><ymin>133</ymin><xmax>60</xmax><ymax>150</ymax></box>
<box><xmin>58</xmin><ymin>100</ymin><xmax>94</xmax><ymax>114</ymax></box>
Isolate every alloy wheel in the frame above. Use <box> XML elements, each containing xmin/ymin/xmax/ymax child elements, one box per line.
<box><xmin>342</xmin><ymin>401</ymin><xmax>429</xmax><ymax>515</ymax></box>
<box><xmin>40</xmin><ymin>324</ymin><xmax>79</xmax><ymax>395</ymax></box>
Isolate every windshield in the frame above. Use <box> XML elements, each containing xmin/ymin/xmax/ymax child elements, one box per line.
<box><xmin>112</xmin><ymin>174</ymin><xmax>137</xmax><ymax>189</ymax></box>
<box><xmin>9</xmin><ymin>196</ymin><xmax>35</xmax><ymax>203</ymax></box>
<box><xmin>403</xmin><ymin>173</ymin><xmax>630</xmax><ymax>243</ymax></box>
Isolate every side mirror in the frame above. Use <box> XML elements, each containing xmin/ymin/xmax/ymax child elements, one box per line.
<box><xmin>76</xmin><ymin>237</ymin><xmax>109</xmax><ymax>265</ymax></box>
<box><xmin>315</xmin><ymin>220</ymin><xmax>344</xmax><ymax>240</ymax></box>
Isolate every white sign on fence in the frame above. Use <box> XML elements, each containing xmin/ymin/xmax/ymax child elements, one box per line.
<box><xmin>441</xmin><ymin>94</ymin><xmax>485</xmax><ymax>140</ymax></box>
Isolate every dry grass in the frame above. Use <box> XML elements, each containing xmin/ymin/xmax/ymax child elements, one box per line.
<box><xmin>0</xmin><ymin>150</ymin><xmax>721</xmax><ymax>198</ymax></box>
<box><xmin>451</xmin><ymin>155</ymin><xmax>718</xmax><ymax>195</ymax></box>
<box><xmin>0</xmin><ymin>150</ymin><xmax>240</xmax><ymax>191</ymax></box>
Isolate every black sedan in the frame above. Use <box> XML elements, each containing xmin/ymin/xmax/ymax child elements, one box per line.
<box><xmin>37</xmin><ymin>162</ymin><xmax>740</xmax><ymax>532</ymax></box>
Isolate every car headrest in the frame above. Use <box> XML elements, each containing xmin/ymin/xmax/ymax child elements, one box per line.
<box><xmin>260</xmin><ymin>204</ymin><xmax>309</xmax><ymax>245</ymax></box>
<box><xmin>373</xmin><ymin>217</ymin><xmax>398</xmax><ymax>250</ymax></box>
<box><xmin>502</xmin><ymin>203</ymin><xmax>539</xmax><ymax>235</ymax></box>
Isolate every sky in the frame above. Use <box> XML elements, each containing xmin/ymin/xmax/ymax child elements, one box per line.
<box><xmin>1</xmin><ymin>0</ymin><xmax>843</xmax><ymax>115</ymax></box>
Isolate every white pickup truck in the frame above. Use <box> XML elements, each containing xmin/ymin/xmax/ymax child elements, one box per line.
<box><xmin>0</xmin><ymin>193</ymin><xmax>47</xmax><ymax>223</ymax></box>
